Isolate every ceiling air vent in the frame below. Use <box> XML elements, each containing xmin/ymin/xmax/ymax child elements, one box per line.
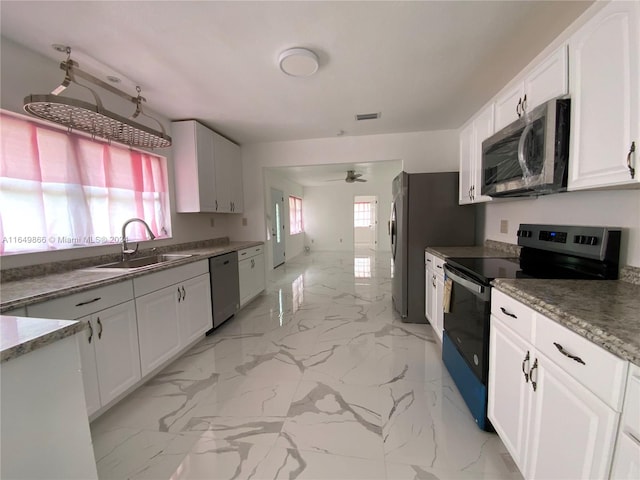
<box><xmin>355</xmin><ymin>112</ymin><xmax>381</xmax><ymax>121</ymax></box>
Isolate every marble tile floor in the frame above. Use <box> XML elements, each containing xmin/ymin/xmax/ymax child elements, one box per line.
<box><xmin>90</xmin><ymin>250</ymin><xmax>522</xmax><ymax>480</ymax></box>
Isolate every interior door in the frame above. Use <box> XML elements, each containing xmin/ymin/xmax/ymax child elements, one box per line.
<box><xmin>271</xmin><ymin>188</ymin><xmax>286</xmax><ymax>268</ymax></box>
<box><xmin>354</xmin><ymin>196</ymin><xmax>377</xmax><ymax>250</ymax></box>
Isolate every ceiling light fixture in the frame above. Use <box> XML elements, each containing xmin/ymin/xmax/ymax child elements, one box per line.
<box><xmin>278</xmin><ymin>48</ymin><xmax>319</xmax><ymax>77</ymax></box>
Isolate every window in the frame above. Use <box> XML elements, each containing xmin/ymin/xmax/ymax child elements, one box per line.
<box><xmin>289</xmin><ymin>196</ymin><xmax>303</xmax><ymax>235</ymax></box>
<box><xmin>354</xmin><ymin>202</ymin><xmax>372</xmax><ymax>227</ymax></box>
<box><xmin>0</xmin><ymin>111</ymin><xmax>171</xmax><ymax>254</ymax></box>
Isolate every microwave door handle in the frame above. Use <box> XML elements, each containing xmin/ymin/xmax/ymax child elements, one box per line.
<box><xmin>517</xmin><ymin>122</ymin><xmax>534</xmax><ymax>180</ymax></box>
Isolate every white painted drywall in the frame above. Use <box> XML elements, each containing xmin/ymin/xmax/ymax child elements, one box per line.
<box><xmin>228</xmin><ymin>130</ymin><xmax>458</xmax><ymax>251</ymax></box>
<box><xmin>0</xmin><ymin>38</ymin><xmax>224</xmax><ymax>268</ymax></box>
<box><xmin>482</xmin><ymin>189</ymin><xmax>640</xmax><ymax>267</ymax></box>
<box><xmin>304</xmin><ymin>174</ymin><xmax>396</xmax><ymax>253</ymax></box>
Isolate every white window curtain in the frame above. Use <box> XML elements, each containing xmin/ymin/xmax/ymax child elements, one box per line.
<box><xmin>0</xmin><ymin>111</ymin><xmax>171</xmax><ymax>254</ymax></box>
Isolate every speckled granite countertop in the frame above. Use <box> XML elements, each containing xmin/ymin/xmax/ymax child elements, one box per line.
<box><xmin>0</xmin><ymin>240</ymin><xmax>263</xmax><ymax>313</ymax></box>
<box><xmin>426</xmin><ymin>245</ymin><xmax>518</xmax><ymax>260</ymax></box>
<box><xmin>1</xmin><ymin>315</ymin><xmax>86</xmax><ymax>363</ymax></box>
<box><xmin>492</xmin><ymin>279</ymin><xmax>640</xmax><ymax>366</ymax></box>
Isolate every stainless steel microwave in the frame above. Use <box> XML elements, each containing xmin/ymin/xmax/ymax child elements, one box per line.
<box><xmin>481</xmin><ymin>97</ymin><xmax>570</xmax><ymax>197</ymax></box>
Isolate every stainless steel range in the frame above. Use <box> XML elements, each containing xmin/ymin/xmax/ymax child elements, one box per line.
<box><xmin>442</xmin><ymin>224</ymin><xmax>622</xmax><ymax>431</ymax></box>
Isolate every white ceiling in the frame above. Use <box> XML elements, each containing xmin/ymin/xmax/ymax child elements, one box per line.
<box><xmin>0</xmin><ymin>1</ymin><xmax>591</xmax><ymax>146</ymax></box>
<box><xmin>267</xmin><ymin>160</ymin><xmax>403</xmax><ymax>187</ymax></box>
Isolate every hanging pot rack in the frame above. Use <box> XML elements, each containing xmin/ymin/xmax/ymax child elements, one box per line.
<box><xmin>23</xmin><ymin>47</ymin><xmax>171</xmax><ymax>149</ymax></box>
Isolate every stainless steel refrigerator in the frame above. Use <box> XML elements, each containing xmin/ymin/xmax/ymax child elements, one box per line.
<box><xmin>390</xmin><ymin>172</ymin><xmax>476</xmax><ymax>323</ymax></box>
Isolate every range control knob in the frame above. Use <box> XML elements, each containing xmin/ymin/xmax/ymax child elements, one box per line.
<box><xmin>574</xmin><ymin>235</ymin><xmax>584</xmax><ymax>244</ymax></box>
<box><xmin>518</xmin><ymin>230</ymin><xmax>532</xmax><ymax>238</ymax></box>
<box><xmin>589</xmin><ymin>236</ymin><xmax>598</xmax><ymax>246</ymax></box>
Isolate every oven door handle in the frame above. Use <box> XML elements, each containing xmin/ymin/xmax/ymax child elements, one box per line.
<box><xmin>444</xmin><ymin>265</ymin><xmax>486</xmax><ymax>297</ymax></box>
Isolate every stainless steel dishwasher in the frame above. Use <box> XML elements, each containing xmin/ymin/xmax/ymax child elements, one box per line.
<box><xmin>208</xmin><ymin>251</ymin><xmax>240</xmax><ymax>331</ymax></box>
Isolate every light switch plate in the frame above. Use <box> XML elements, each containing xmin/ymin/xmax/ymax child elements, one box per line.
<box><xmin>500</xmin><ymin>219</ymin><xmax>508</xmax><ymax>234</ymax></box>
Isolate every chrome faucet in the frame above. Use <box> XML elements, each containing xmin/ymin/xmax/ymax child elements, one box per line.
<box><xmin>121</xmin><ymin>218</ymin><xmax>156</xmax><ymax>260</ymax></box>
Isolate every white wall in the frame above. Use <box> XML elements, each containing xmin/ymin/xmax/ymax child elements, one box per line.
<box><xmin>304</xmin><ymin>174</ymin><xmax>396</xmax><ymax>252</ymax></box>
<box><xmin>0</xmin><ymin>38</ymin><xmax>224</xmax><ymax>269</ymax></box>
<box><xmin>229</xmin><ymin>130</ymin><xmax>459</xmax><ymax>249</ymax></box>
<box><xmin>263</xmin><ymin>169</ymin><xmax>305</xmax><ymax>270</ymax></box>
<box><xmin>482</xmin><ymin>189</ymin><xmax>640</xmax><ymax>267</ymax></box>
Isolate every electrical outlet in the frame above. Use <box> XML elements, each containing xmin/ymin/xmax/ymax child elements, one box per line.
<box><xmin>500</xmin><ymin>219</ymin><xmax>508</xmax><ymax>234</ymax></box>
<box><xmin>339</xmin><ymin>238</ymin><xmax>343</xmax><ymax>243</ymax></box>
<box><xmin>210</xmin><ymin>217</ymin><xmax>215</xmax><ymax>228</ymax></box>
<box><xmin>242</xmin><ymin>217</ymin><xmax>248</xmax><ymax>226</ymax></box>
<box><xmin>311</xmin><ymin>239</ymin><xmax>314</xmax><ymax>243</ymax></box>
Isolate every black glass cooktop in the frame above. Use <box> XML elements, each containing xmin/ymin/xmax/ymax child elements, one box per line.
<box><xmin>445</xmin><ymin>257</ymin><xmax>523</xmax><ymax>283</ymax></box>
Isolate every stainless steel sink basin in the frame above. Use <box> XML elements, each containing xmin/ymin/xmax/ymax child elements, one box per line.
<box><xmin>93</xmin><ymin>253</ymin><xmax>193</xmax><ymax>270</ymax></box>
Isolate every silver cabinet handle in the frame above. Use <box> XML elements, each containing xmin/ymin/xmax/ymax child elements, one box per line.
<box><xmin>627</xmin><ymin>141</ymin><xmax>636</xmax><ymax>179</ymax></box>
<box><xmin>215</xmin><ymin>200</ymin><xmax>218</xmax><ymax>211</ymax></box>
<box><xmin>177</xmin><ymin>287</ymin><xmax>182</xmax><ymax>302</ymax></box>
<box><xmin>522</xmin><ymin>350</ymin><xmax>530</xmax><ymax>383</ymax></box>
<box><xmin>182</xmin><ymin>286</ymin><xmax>186</xmax><ymax>300</ymax></box>
<box><xmin>432</xmin><ymin>274</ymin><xmax>436</xmax><ymax>288</ymax></box>
<box><xmin>529</xmin><ymin>358</ymin><xmax>538</xmax><ymax>392</ymax></box>
<box><xmin>553</xmin><ymin>342</ymin><xmax>585</xmax><ymax>365</ymax></box>
<box><xmin>97</xmin><ymin>317</ymin><xmax>103</xmax><ymax>340</ymax></box>
<box><xmin>522</xmin><ymin>94</ymin><xmax>527</xmax><ymax>112</ymax></box>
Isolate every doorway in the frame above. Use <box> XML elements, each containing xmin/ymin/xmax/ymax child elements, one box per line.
<box><xmin>271</xmin><ymin>188</ymin><xmax>286</xmax><ymax>268</ymax></box>
<box><xmin>353</xmin><ymin>195</ymin><xmax>377</xmax><ymax>251</ymax></box>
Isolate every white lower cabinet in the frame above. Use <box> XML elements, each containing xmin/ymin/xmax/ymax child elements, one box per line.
<box><xmin>488</xmin><ymin>290</ymin><xmax>627</xmax><ymax>480</ymax></box>
<box><xmin>135</xmin><ymin>284</ymin><xmax>182</xmax><ymax>377</ymax></box>
<box><xmin>238</xmin><ymin>245</ymin><xmax>265</xmax><ymax>307</ymax></box>
<box><xmin>611</xmin><ymin>364</ymin><xmax>640</xmax><ymax>479</ymax></box>
<box><xmin>78</xmin><ymin>301</ymin><xmax>141</xmax><ymax>415</ymax></box>
<box><xmin>27</xmin><ymin>282</ymin><xmax>140</xmax><ymax>416</ymax></box>
<box><xmin>134</xmin><ymin>260</ymin><xmax>212</xmax><ymax>377</ymax></box>
<box><xmin>424</xmin><ymin>253</ymin><xmax>445</xmax><ymax>343</ymax></box>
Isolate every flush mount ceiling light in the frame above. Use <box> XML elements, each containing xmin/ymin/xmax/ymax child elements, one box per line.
<box><xmin>278</xmin><ymin>48</ymin><xmax>319</xmax><ymax>77</ymax></box>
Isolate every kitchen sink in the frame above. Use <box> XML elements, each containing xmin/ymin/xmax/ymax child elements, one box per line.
<box><xmin>93</xmin><ymin>253</ymin><xmax>193</xmax><ymax>270</ymax></box>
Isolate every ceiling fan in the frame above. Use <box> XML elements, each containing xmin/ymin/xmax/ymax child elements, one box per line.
<box><xmin>327</xmin><ymin>170</ymin><xmax>367</xmax><ymax>183</ymax></box>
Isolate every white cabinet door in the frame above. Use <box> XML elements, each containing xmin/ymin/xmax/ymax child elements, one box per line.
<box><xmin>494</xmin><ymin>82</ymin><xmax>525</xmax><ymax>132</ymax></box>
<box><xmin>610</xmin><ymin>432</ymin><xmax>640</xmax><ymax>480</ymax></box>
<box><xmin>136</xmin><ymin>285</ymin><xmax>181</xmax><ymax>377</ymax></box>
<box><xmin>77</xmin><ymin>316</ymin><xmax>101</xmax><ymax>416</ymax></box>
<box><xmin>179</xmin><ymin>274</ymin><xmax>213</xmax><ymax>345</ymax></box>
<box><xmin>252</xmin><ymin>252</ymin><xmax>265</xmax><ymax>296</ymax></box>
<box><xmin>238</xmin><ymin>253</ymin><xmax>265</xmax><ymax>307</ymax></box>
<box><xmin>213</xmin><ymin>132</ymin><xmax>232</xmax><ymax>213</ymax></box>
<box><xmin>568</xmin><ymin>0</ymin><xmax>640</xmax><ymax>190</ymax></box>
<box><xmin>93</xmin><ymin>301</ymin><xmax>141</xmax><ymax>407</ymax></box>
<box><xmin>227</xmin><ymin>139</ymin><xmax>243</xmax><ymax>213</ymax></box>
<box><xmin>432</xmin><ymin>273</ymin><xmax>444</xmax><ymax>343</ymax></box>
<box><xmin>525</xmin><ymin>352</ymin><xmax>619</xmax><ymax>480</ymax></box>
<box><xmin>458</xmin><ymin>122</ymin><xmax>474</xmax><ymax>205</ymax></box>
<box><xmin>424</xmin><ymin>255</ymin><xmax>434</xmax><ymax>321</ymax></box>
<box><xmin>473</xmin><ymin>104</ymin><xmax>495</xmax><ymax>202</ymax></box>
<box><xmin>488</xmin><ymin>316</ymin><xmax>532</xmax><ymax>473</ymax></box>
<box><xmin>494</xmin><ymin>45</ymin><xmax>568</xmax><ymax>132</ymax></box>
<box><xmin>458</xmin><ymin>104</ymin><xmax>494</xmax><ymax>205</ymax></box>
<box><xmin>195</xmin><ymin>121</ymin><xmax>217</xmax><ymax>211</ymax></box>
<box><xmin>524</xmin><ymin>45</ymin><xmax>568</xmax><ymax>112</ymax></box>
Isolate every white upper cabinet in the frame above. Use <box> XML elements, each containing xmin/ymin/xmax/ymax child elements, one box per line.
<box><xmin>494</xmin><ymin>45</ymin><xmax>568</xmax><ymax>132</ymax></box>
<box><xmin>172</xmin><ymin>120</ymin><xmax>244</xmax><ymax>213</ymax></box>
<box><xmin>459</xmin><ymin>103</ymin><xmax>494</xmax><ymax>204</ymax></box>
<box><xmin>568</xmin><ymin>0</ymin><xmax>640</xmax><ymax>191</ymax></box>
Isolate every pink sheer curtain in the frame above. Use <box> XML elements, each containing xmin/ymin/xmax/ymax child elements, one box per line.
<box><xmin>0</xmin><ymin>111</ymin><xmax>170</xmax><ymax>254</ymax></box>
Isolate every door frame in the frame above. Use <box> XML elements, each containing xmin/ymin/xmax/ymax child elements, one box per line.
<box><xmin>271</xmin><ymin>188</ymin><xmax>286</xmax><ymax>268</ymax></box>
